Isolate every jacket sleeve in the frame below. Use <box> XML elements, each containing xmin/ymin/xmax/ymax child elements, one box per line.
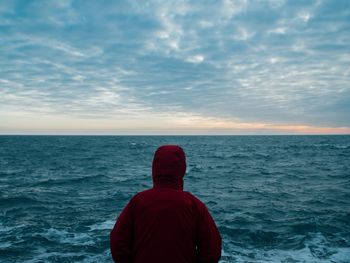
<box><xmin>196</xmin><ymin>203</ymin><xmax>222</xmax><ymax>263</ymax></box>
<box><xmin>110</xmin><ymin>199</ymin><xmax>134</xmax><ymax>263</ymax></box>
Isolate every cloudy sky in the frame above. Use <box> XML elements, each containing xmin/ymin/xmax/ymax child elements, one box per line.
<box><xmin>1</xmin><ymin>0</ymin><xmax>349</xmax><ymax>134</ymax></box>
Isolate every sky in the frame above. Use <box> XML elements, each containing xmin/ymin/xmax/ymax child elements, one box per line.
<box><xmin>1</xmin><ymin>0</ymin><xmax>349</xmax><ymax>135</ymax></box>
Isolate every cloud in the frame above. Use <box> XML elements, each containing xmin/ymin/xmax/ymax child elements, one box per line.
<box><xmin>0</xmin><ymin>0</ymin><xmax>349</xmax><ymax>134</ymax></box>
<box><xmin>186</xmin><ymin>55</ymin><xmax>205</xmax><ymax>63</ymax></box>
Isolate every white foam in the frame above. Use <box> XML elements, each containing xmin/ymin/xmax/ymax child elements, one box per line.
<box><xmin>221</xmin><ymin>232</ymin><xmax>350</xmax><ymax>263</ymax></box>
<box><xmin>88</xmin><ymin>219</ymin><xmax>115</xmax><ymax>231</ymax></box>
<box><xmin>111</xmin><ymin>176</ymin><xmax>130</xmax><ymax>182</ymax></box>
<box><xmin>22</xmin><ymin>249</ymin><xmax>111</xmax><ymax>263</ymax></box>
<box><xmin>330</xmin><ymin>247</ymin><xmax>350</xmax><ymax>263</ymax></box>
<box><xmin>78</xmin><ymin>249</ymin><xmax>111</xmax><ymax>263</ymax></box>
<box><xmin>42</xmin><ymin>228</ymin><xmax>94</xmax><ymax>246</ymax></box>
<box><xmin>22</xmin><ymin>250</ymin><xmax>85</xmax><ymax>263</ymax></box>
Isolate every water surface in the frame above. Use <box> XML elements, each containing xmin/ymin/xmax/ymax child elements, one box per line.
<box><xmin>0</xmin><ymin>135</ymin><xmax>349</xmax><ymax>262</ymax></box>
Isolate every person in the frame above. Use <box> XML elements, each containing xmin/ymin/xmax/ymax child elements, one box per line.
<box><xmin>110</xmin><ymin>145</ymin><xmax>221</xmax><ymax>263</ymax></box>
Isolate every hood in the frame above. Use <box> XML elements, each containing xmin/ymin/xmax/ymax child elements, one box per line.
<box><xmin>152</xmin><ymin>145</ymin><xmax>186</xmax><ymax>190</ymax></box>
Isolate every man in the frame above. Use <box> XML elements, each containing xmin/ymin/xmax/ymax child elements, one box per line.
<box><xmin>110</xmin><ymin>145</ymin><xmax>221</xmax><ymax>263</ymax></box>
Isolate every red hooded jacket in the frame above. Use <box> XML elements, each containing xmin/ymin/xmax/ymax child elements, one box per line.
<box><xmin>110</xmin><ymin>145</ymin><xmax>221</xmax><ymax>263</ymax></box>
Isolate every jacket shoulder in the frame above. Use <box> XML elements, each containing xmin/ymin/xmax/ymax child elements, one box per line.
<box><xmin>130</xmin><ymin>189</ymin><xmax>153</xmax><ymax>201</ymax></box>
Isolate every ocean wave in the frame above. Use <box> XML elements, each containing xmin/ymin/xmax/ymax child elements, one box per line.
<box><xmin>39</xmin><ymin>228</ymin><xmax>95</xmax><ymax>246</ymax></box>
<box><xmin>20</xmin><ymin>249</ymin><xmax>111</xmax><ymax>263</ymax></box>
<box><xmin>21</xmin><ymin>251</ymin><xmax>86</xmax><ymax>263</ymax></box>
<box><xmin>88</xmin><ymin>220</ymin><xmax>115</xmax><ymax>231</ymax></box>
<box><xmin>0</xmin><ymin>196</ymin><xmax>42</xmax><ymax>207</ymax></box>
<box><xmin>312</xmin><ymin>144</ymin><xmax>350</xmax><ymax>150</ymax></box>
<box><xmin>187</xmin><ymin>164</ymin><xmax>203</xmax><ymax>173</ymax></box>
<box><xmin>1</xmin><ymin>135</ymin><xmax>349</xmax><ymax>262</ymax></box>
<box><xmin>31</xmin><ymin>174</ymin><xmax>115</xmax><ymax>186</ymax></box>
<box><xmin>220</xmin><ymin>233</ymin><xmax>350</xmax><ymax>263</ymax></box>
<box><xmin>220</xmin><ymin>226</ymin><xmax>282</xmax><ymax>247</ymax></box>
<box><xmin>0</xmin><ymin>223</ymin><xmax>27</xmax><ymax>233</ymax></box>
<box><xmin>0</xmin><ymin>241</ymin><xmax>12</xmax><ymax>249</ymax></box>
<box><xmin>212</xmin><ymin>152</ymin><xmax>252</xmax><ymax>159</ymax></box>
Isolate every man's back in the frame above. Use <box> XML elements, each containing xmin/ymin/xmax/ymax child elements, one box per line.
<box><xmin>110</xmin><ymin>145</ymin><xmax>221</xmax><ymax>263</ymax></box>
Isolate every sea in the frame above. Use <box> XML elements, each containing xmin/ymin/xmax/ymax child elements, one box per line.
<box><xmin>0</xmin><ymin>135</ymin><xmax>349</xmax><ymax>263</ymax></box>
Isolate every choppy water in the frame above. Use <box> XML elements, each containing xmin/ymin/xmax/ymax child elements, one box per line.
<box><xmin>0</xmin><ymin>135</ymin><xmax>350</xmax><ymax>263</ymax></box>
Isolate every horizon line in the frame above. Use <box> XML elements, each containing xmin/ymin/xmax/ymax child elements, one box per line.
<box><xmin>1</xmin><ymin>133</ymin><xmax>349</xmax><ymax>136</ymax></box>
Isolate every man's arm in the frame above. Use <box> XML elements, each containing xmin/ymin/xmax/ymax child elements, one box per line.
<box><xmin>110</xmin><ymin>199</ymin><xmax>134</xmax><ymax>263</ymax></box>
<box><xmin>196</xmin><ymin>203</ymin><xmax>222</xmax><ymax>263</ymax></box>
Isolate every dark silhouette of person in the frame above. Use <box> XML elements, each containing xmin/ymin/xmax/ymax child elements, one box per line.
<box><xmin>110</xmin><ymin>145</ymin><xmax>221</xmax><ymax>263</ymax></box>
